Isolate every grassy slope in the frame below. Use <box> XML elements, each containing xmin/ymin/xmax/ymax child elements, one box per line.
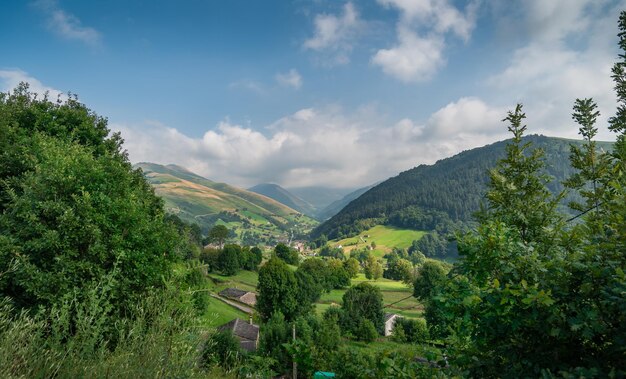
<box><xmin>332</xmin><ymin>225</ymin><xmax>426</xmax><ymax>258</ymax></box>
<box><xmin>135</xmin><ymin>163</ymin><xmax>318</xmax><ymax>243</ymax></box>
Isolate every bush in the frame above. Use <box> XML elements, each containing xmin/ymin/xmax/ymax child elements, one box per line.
<box><xmin>356</xmin><ymin>319</ymin><xmax>379</xmax><ymax>342</ymax></box>
<box><xmin>202</xmin><ymin>330</ymin><xmax>242</xmax><ymax>370</ymax></box>
<box><xmin>394</xmin><ymin>318</ymin><xmax>429</xmax><ymax>343</ymax></box>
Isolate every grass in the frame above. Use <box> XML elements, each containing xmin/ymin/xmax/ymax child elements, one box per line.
<box><xmin>333</xmin><ymin>225</ymin><xmax>427</xmax><ymax>257</ymax></box>
<box><xmin>201</xmin><ymin>295</ymin><xmax>248</xmax><ymax>328</ymax></box>
<box><xmin>208</xmin><ymin>270</ymin><xmax>259</xmax><ymax>292</ymax></box>
<box><xmin>314</xmin><ymin>274</ymin><xmax>423</xmax><ymax>319</ymax></box>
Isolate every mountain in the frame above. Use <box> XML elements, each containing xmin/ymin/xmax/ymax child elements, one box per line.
<box><xmin>286</xmin><ymin>186</ymin><xmax>356</xmax><ymax>211</ymax></box>
<box><xmin>248</xmin><ymin>183</ymin><xmax>317</xmax><ymax>217</ymax></box>
<box><xmin>134</xmin><ymin>163</ymin><xmax>318</xmax><ymax>245</ymax></box>
<box><xmin>312</xmin><ymin>135</ymin><xmax>613</xmax><ymax>240</ymax></box>
<box><xmin>316</xmin><ymin>184</ymin><xmax>376</xmax><ymax>221</ymax></box>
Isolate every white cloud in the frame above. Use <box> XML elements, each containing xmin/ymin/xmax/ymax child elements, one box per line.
<box><xmin>486</xmin><ymin>0</ymin><xmax>622</xmax><ymax>140</ymax></box>
<box><xmin>113</xmin><ymin>97</ymin><xmax>509</xmax><ymax>189</ymax></box>
<box><xmin>371</xmin><ymin>26</ymin><xmax>445</xmax><ymax>82</ymax></box>
<box><xmin>275</xmin><ymin>69</ymin><xmax>302</xmax><ymax>89</ymax></box>
<box><xmin>34</xmin><ymin>0</ymin><xmax>101</xmax><ymax>47</ymax></box>
<box><xmin>372</xmin><ymin>0</ymin><xmax>479</xmax><ymax>82</ymax></box>
<box><xmin>0</xmin><ymin>69</ymin><xmax>65</xmax><ymax>100</ymax></box>
<box><xmin>303</xmin><ymin>2</ymin><xmax>363</xmax><ymax>65</ymax></box>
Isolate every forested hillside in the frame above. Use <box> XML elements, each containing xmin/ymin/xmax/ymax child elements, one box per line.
<box><xmin>312</xmin><ymin>135</ymin><xmax>613</xmax><ymax>240</ymax></box>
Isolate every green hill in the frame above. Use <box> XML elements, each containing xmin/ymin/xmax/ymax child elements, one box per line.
<box><xmin>312</xmin><ymin>135</ymin><xmax>613</xmax><ymax>240</ymax></box>
<box><xmin>135</xmin><ymin>163</ymin><xmax>318</xmax><ymax>245</ymax></box>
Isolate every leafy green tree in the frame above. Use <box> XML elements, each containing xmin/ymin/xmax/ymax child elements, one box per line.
<box><xmin>341</xmin><ymin>283</ymin><xmax>384</xmax><ymax>335</ymax></box>
<box><xmin>327</xmin><ymin>258</ymin><xmax>351</xmax><ymax>288</ymax></box>
<box><xmin>207</xmin><ymin>224</ymin><xmax>229</xmax><ymax>248</ymax></box>
<box><xmin>219</xmin><ymin>244</ymin><xmax>242</xmax><ymax>276</ymax></box>
<box><xmin>343</xmin><ymin>257</ymin><xmax>360</xmax><ymax>278</ymax></box>
<box><xmin>363</xmin><ymin>255</ymin><xmax>383</xmax><ymax>280</ymax></box>
<box><xmin>257</xmin><ymin>258</ymin><xmax>300</xmax><ymax>321</ymax></box>
<box><xmin>249</xmin><ymin>246</ymin><xmax>263</xmax><ymax>269</ymax></box>
<box><xmin>384</xmin><ymin>258</ymin><xmax>413</xmax><ymax>283</ymax></box>
<box><xmin>412</xmin><ymin>261</ymin><xmax>448</xmax><ymax>302</ymax></box>
<box><xmin>0</xmin><ymin>85</ymin><xmax>176</xmax><ymax>315</ymax></box>
<box><xmin>274</xmin><ymin>243</ymin><xmax>299</xmax><ymax>265</ymax></box>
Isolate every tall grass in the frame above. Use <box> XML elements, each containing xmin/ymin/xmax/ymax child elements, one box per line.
<box><xmin>0</xmin><ymin>282</ymin><xmax>235</xmax><ymax>378</ymax></box>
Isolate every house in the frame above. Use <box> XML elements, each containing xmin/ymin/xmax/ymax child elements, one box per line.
<box><xmin>218</xmin><ymin>317</ymin><xmax>260</xmax><ymax>352</ymax></box>
<box><xmin>218</xmin><ymin>288</ymin><xmax>257</xmax><ymax>307</ymax></box>
<box><xmin>384</xmin><ymin>313</ymin><xmax>401</xmax><ymax>336</ymax></box>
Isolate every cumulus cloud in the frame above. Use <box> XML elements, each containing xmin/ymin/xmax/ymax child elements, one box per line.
<box><xmin>113</xmin><ymin>97</ymin><xmax>509</xmax><ymax>189</ymax></box>
<box><xmin>275</xmin><ymin>69</ymin><xmax>302</xmax><ymax>89</ymax></box>
<box><xmin>487</xmin><ymin>0</ymin><xmax>621</xmax><ymax>140</ymax></box>
<box><xmin>303</xmin><ymin>2</ymin><xmax>363</xmax><ymax>65</ymax></box>
<box><xmin>372</xmin><ymin>0</ymin><xmax>479</xmax><ymax>82</ymax></box>
<box><xmin>0</xmin><ymin>69</ymin><xmax>65</xmax><ymax>100</ymax></box>
<box><xmin>34</xmin><ymin>0</ymin><xmax>101</xmax><ymax>47</ymax></box>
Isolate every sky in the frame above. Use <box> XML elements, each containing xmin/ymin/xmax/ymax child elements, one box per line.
<box><xmin>1</xmin><ymin>0</ymin><xmax>625</xmax><ymax>189</ymax></box>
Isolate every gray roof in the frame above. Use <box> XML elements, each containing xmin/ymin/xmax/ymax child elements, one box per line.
<box><xmin>219</xmin><ymin>288</ymin><xmax>249</xmax><ymax>299</ymax></box>
<box><xmin>384</xmin><ymin>313</ymin><xmax>399</xmax><ymax>322</ymax></box>
<box><xmin>218</xmin><ymin>318</ymin><xmax>259</xmax><ymax>342</ymax></box>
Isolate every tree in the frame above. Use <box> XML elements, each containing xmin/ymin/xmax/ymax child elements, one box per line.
<box><xmin>0</xmin><ymin>84</ymin><xmax>177</xmax><ymax>315</ymax></box>
<box><xmin>341</xmin><ymin>283</ymin><xmax>384</xmax><ymax>335</ymax></box>
<box><xmin>412</xmin><ymin>261</ymin><xmax>448</xmax><ymax>302</ymax></box>
<box><xmin>257</xmin><ymin>258</ymin><xmax>300</xmax><ymax>321</ymax></box>
<box><xmin>363</xmin><ymin>255</ymin><xmax>383</xmax><ymax>280</ymax></box>
<box><xmin>207</xmin><ymin>224</ymin><xmax>229</xmax><ymax>248</ymax></box>
<box><xmin>219</xmin><ymin>244</ymin><xmax>242</xmax><ymax>276</ymax></box>
<box><xmin>202</xmin><ymin>330</ymin><xmax>242</xmax><ymax>369</ymax></box>
<box><xmin>274</xmin><ymin>243</ymin><xmax>299</xmax><ymax>265</ymax></box>
<box><xmin>384</xmin><ymin>258</ymin><xmax>413</xmax><ymax>284</ymax></box>
<box><xmin>355</xmin><ymin>319</ymin><xmax>378</xmax><ymax>343</ymax></box>
<box><xmin>343</xmin><ymin>258</ymin><xmax>360</xmax><ymax>278</ymax></box>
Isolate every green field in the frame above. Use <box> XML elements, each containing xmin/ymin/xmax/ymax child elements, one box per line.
<box><xmin>201</xmin><ymin>294</ymin><xmax>248</xmax><ymax>327</ymax></box>
<box><xmin>315</xmin><ymin>274</ymin><xmax>423</xmax><ymax>319</ymax></box>
<box><xmin>208</xmin><ymin>270</ymin><xmax>259</xmax><ymax>292</ymax></box>
<box><xmin>333</xmin><ymin>225</ymin><xmax>426</xmax><ymax>257</ymax></box>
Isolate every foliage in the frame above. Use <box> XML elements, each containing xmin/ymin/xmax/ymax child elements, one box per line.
<box><xmin>0</xmin><ymin>84</ymin><xmax>177</xmax><ymax>319</ymax></box>
<box><xmin>220</xmin><ymin>244</ymin><xmax>242</xmax><ymax>276</ymax></box>
<box><xmin>257</xmin><ymin>258</ymin><xmax>300</xmax><ymax>321</ymax></box>
<box><xmin>356</xmin><ymin>319</ymin><xmax>379</xmax><ymax>343</ymax></box>
<box><xmin>344</xmin><ymin>257</ymin><xmax>361</xmax><ymax>278</ymax></box>
<box><xmin>274</xmin><ymin>243</ymin><xmax>300</xmax><ymax>265</ymax></box>
<box><xmin>202</xmin><ymin>329</ymin><xmax>242</xmax><ymax>370</ymax></box>
<box><xmin>428</xmin><ymin>55</ymin><xmax>626</xmax><ymax>378</ymax></box>
<box><xmin>384</xmin><ymin>257</ymin><xmax>414</xmax><ymax>284</ymax></box>
<box><xmin>0</xmin><ymin>283</ymin><xmax>217</xmax><ymax>378</ymax></box>
<box><xmin>341</xmin><ymin>283</ymin><xmax>385</xmax><ymax>336</ymax></box>
<box><xmin>413</xmin><ymin>261</ymin><xmax>449</xmax><ymax>302</ymax></box>
<box><xmin>363</xmin><ymin>255</ymin><xmax>383</xmax><ymax>280</ymax></box>
<box><xmin>392</xmin><ymin>318</ymin><xmax>429</xmax><ymax>344</ymax></box>
<box><xmin>207</xmin><ymin>224</ymin><xmax>229</xmax><ymax>247</ymax></box>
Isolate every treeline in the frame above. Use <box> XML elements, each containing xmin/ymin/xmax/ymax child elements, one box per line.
<box><xmin>312</xmin><ymin>134</ymin><xmax>603</xmax><ymax>240</ymax></box>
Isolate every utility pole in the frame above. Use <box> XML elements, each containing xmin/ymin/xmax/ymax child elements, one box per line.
<box><xmin>292</xmin><ymin>323</ymin><xmax>297</xmax><ymax>379</ymax></box>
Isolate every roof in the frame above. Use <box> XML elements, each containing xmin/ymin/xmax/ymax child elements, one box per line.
<box><xmin>384</xmin><ymin>313</ymin><xmax>399</xmax><ymax>322</ymax></box>
<box><xmin>219</xmin><ymin>288</ymin><xmax>249</xmax><ymax>298</ymax></box>
<box><xmin>218</xmin><ymin>318</ymin><xmax>259</xmax><ymax>342</ymax></box>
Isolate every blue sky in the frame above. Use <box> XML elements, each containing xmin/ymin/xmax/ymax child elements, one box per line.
<box><xmin>1</xmin><ymin>0</ymin><xmax>624</xmax><ymax>188</ymax></box>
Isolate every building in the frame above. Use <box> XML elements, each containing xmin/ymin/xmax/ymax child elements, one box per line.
<box><xmin>217</xmin><ymin>317</ymin><xmax>260</xmax><ymax>352</ymax></box>
<box><xmin>218</xmin><ymin>288</ymin><xmax>257</xmax><ymax>307</ymax></box>
<box><xmin>384</xmin><ymin>313</ymin><xmax>401</xmax><ymax>337</ymax></box>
